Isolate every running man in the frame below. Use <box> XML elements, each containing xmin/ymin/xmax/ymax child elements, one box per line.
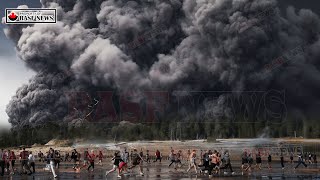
<box><xmin>145</xmin><ymin>150</ymin><xmax>151</xmax><ymax>163</ymax></box>
<box><xmin>55</xmin><ymin>151</ymin><xmax>61</xmax><ymax>169</ymax></box>
<box><xmin>154</xmin><ymin>150</ymin><xmax>162</xmax><ymax>163</ymax></box>
<box><xmin>267</xmin><ymin>153</ymin><xmax>272</xmax><ymax>169</ymax></box>
<box><xmin>290</xmin><ymin>152</ymin><xmax>294</xmax><ymax>164</ymax></box>
<box><xmin>294</xmin><ymin>152</ymin><xmax>307</xmax><ymax>169</ymax></box>
<box><xmin>80</xmin><ymin>149</ymin><xmax>89</xmax><ymax>169</ymax></box>
<box><xmin>280</xmin><ymin>152</ymin><xmax>285</xmax><ymax>169</ymax></box>
<box><xmin>87</xmin><ymin>150</ymin><xmax>96</xmax><ymax>172</ymax></box>
<box><xmin>308</xmin><ymin>153</ymin><xmax>313</xmax><ymax>164</ymax></box>
<box><xmin>119</xmin><ymin>160</ymin><xmax>128</xmax><ymax>174</ymax></box>
<box><xmin>122</xmin><ymin>149</ymin><xmax>129</xmax><ymax>164</ymax></box>
<box><xmin>220</xmin><ymin>150</ymin><xmax>235</xmax><ymax>175</ymax></box>
<box><xmin>28</xmin><ymin>151</ymin><xmax>35</xmax><ymax>174</ymax></box>
<box><xmin>245</xmin><ymin>154</ymin><xmax>253</xmax><ymax>172</ymax></box>
<box><xmin>106</xmin><ymin>151</ymin><xmax>124</xmax><ymax>178</ymax></box>
<box><xmin>71</xmin><ymin>149</ymin><xmax>79</xmax><ymax>170</ymax></box>
<box><xmin>64</xmin><ymin>152</ymin><xmax>70</xmax><ymax>162</ymax></box>
<box><xmin>38</xmin><ymin>151</ymin><xmax>44</xmax><ymax>162</ymax></box>
<box><xmin>48</xmin><ymin>148</ymin><xmax>58</xmax><ymax>178</ymax></box>
<box><xmin>20</xmin><ymin>148</ymin><xmax>32</xmax><ymax>175</ymax></box>
<box><xmin>168</xmin><ymin>150</ymin><xmax>176</xmax><ymax>168</ymax></box>
<box><xmin>3</xmin><ymin>150</ymin><xmax>8</xmax><ymax>175</ymax></box>
<box><xmin>186</xmin><ymin>150</ymin><xmax>191</xmax><ymax>162</ymax></box>
<box><xmin>255</xmin><ymin>151</ymin><xmax>262</xmax><ymax>170</ymax></box>
<box><xmin>128</xmin><ymin>148</ymin><xmax>144</xmax><ymax>176</ymax></box>
<box><xmin>187</xmin><ymin>150</ymin><xmax>197</xmax><ymax>174</ymax></box>
<box><xmin>8</xmin><ymin>150</ymin><xmax>15</xmax><ymax>175</ymax></box>
<box><xmin>208</xmin><ymin>150</ymin><xmax>218</xmax><ymax>177</ymax></box>
<box><xmin>175</xmin><ymin>150</ymin><xmax>182</xmax><ymax>168</ymax></box>
<box><xmin>98</xmin><ymin>150</ymin><xmax>104</xmax><ymax>166</ymax></box>
<box><xmin>241</xmin><ymin>151</ymin><xmax>248</xmax><ymax>171</ymax></box>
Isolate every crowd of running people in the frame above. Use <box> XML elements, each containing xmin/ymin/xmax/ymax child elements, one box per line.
<box><xmin>0</xmin><ymin>147</ymin><xmax>317</xmax><ymax>178</ymax></box>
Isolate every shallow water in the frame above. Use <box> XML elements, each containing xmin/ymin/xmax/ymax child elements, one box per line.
<box><xmin>6</xmin><ymin>162</ymin><xmax>319</xmax><ymax>180</ymax></box>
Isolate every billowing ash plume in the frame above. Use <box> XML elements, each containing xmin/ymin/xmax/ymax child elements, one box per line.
<box><xmin>3</xmin><ymin>0</ymin><xmax>320</xmax><ymax>133</ymax></box>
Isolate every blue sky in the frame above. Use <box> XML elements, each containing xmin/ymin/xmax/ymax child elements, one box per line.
<box><xmin>0</xmin><ymin>0</ymin><xmax>319</xmax><ymax>129</ymax></box>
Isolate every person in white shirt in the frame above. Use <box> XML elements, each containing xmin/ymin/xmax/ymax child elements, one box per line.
<box><xmin>28</xmin><ymin>151</ymin><xmax>36</xmax><ymax>174</ymax></box>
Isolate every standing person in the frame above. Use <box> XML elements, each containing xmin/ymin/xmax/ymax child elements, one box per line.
<box><xmin>28</xmin><ymin>151</ymin><xmax>36</xmax><ymax>174</ymax></box>
<box><xmin>186</xmin><ymin>150</ymin><xmax>197</xmax><ymax>174</ymax></box>
<box><xmin>128</xmin><ymin>149</ymin><xmax>144</xmax><ymax>176</ymax></box>
<box><xmin>48</xmin><ymin>148</ymin><xmax>58</xmax><ymax>178</ymax></box>
<box><xmin>106</xmin><ymin>151</ymin><xmax>123</xmax><ymax>178</ymax></box>
<box><xmin>20</xmin><ymin>148</ymin><xmax>32</xmax><ymax>175</ymax></box>
<box><xmin>98</xmin><ymin>151</ymin><xmax>104</xmax><ymax>166</ymax></box>
<box><xmin>154</xmin><ymin>150</ymin><xmax>162</xmax><ymax>163</ymax></box>
<box><xmin>220</xmin><ymin>150</ymin><xmax>235</xmax><ymax>175</ymax></box>
<box><xmin>294</xmin><ymin>152</ymin><xmax>307</xmax><ymax>169</ymax></box>
<box><xmin>267</xmin><ymin>154</ymin><xmax>272</xmax><ymax>169</ymax></box>
<box><xmin>280</xmin><ymin>153</ymin><xmax>285</xmax><ymax>169</ymax></box>
<box><xmin>71</xmin><ymin>149</ymin><xmax>79</xmax><ymax>170</ymax></box>
<box><xmin>255</xmin><ymin>151</ymin><xmax>262</xmax><ymax>170</ymax></box>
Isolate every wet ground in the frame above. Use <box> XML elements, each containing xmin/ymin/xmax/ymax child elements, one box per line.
<box><xmin>2</xmin><ymin>139</ymin><xmax>320</xmax><ymax>179</ymax></box>
<box><xmin>1</xmin><ymin>161</ymin><xmax>319</xmax><ymax>180</ymax></box>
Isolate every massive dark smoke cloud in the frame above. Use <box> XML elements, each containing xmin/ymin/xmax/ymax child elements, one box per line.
<box><xmin>3</xmin><ymin>0</ymin><xmax>320</xmax><ymax>132</ymax></box>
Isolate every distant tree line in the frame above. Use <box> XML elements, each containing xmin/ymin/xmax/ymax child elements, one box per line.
<box><xmin>0</xmin><ymin>115</ymin><xmax>319</xmax><ymax>148</ymax></box>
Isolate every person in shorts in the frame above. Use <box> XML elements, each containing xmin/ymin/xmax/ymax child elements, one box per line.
<box><xmin>128</xmin><ymin>149</ymin><xmax>144</xmax><ymax>176</ymax></box>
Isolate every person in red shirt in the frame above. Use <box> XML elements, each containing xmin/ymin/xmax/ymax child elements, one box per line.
<box><xmin>20</xmin><ymin>148</ymin><xmax>31</xmax><ymax>175</ymax></box>
<box><xmin>87</xmin><ymin>150</ymin><xmax>96</xmax><ymax>172</ymax></box>
<box><xmin>2</xmin><ymin>150</ymin><xmax>8</xmax><ymax>174</ymax></box>
<box><xmin>154</xmin><ymin>150</ymin><xmax>162</xmax><ymax>163</ymax></box>
<box><xmin>8</xmin><ymin>150</ymin><xmax>16</xmax><ymax>175</ymax></box>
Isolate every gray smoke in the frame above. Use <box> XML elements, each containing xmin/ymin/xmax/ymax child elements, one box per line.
<box><xmin>3</xmin><ymin>0</ymin><xmax>320</xmax><ymax>131</ymax></box>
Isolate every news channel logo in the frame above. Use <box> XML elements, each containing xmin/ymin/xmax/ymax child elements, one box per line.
<box><xmin>5</xmin><ymin>8</ymin><xmax>57</xmax><ymax>24</ymax></box>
